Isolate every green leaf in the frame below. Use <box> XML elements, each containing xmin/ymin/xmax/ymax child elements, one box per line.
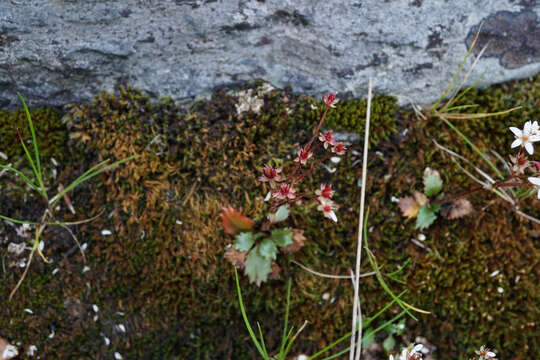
<box><xmin>415</xmin><ymin>205</ymin><xmax>438</xmax><ymax>230</ymax></box>
<box><xmin>244</xmin><ymin>246</ymin><xmax>272</xmax><ymax>286</ymax></box>
<box><xmin>423</xmin><ymin>168</ymin><xmax>443</xmax><ymax>196</ymax></box>
<box><xmin>234</xmin><ymin>232</ymin><xmax>255</xmax><ymax>252</ymax></box>
<box><xmin>362</xmin><ymin>329</ymin><xmax>375</xmax><ymax>349</ymax></box>
<box><xmin>267</xmin><ymin>205</ymin><xmax>289</xmax><ymax>223</ymax></box>
<box><xmin>382</xmin><ymin>335</ymin><xmax>396</xmax><ymax>351</ymax></box>
<box><xmin>270</xmin><ymin>229</ymin><xmax>293</xmax><ymax>247</ymax></box>
<box><xmin>259</xmin><ymin>238</ymin><xmax>278</xmax><ymax>260</ymax></box>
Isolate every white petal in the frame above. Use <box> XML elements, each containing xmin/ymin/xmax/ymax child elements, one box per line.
<box><xmin>511</xmin><ymin>139</ymin><xmax>522</xmax><ymax>148</ymax></box>
<box><xmin>529</xmin><ymin>135</ymin><xmax>540</xmax><ymax>142</ymax></box>
<box><xmin>533</xmin><ymin>121</ymin><xmax>539</xmax><ymax>132</ymax></box>
<box><xmin>114</xmin><ymin>352</ymin><xmax>123</xmax><ymax>360</ymax></box>
<box><xmin>525</xmin><ymin>142</ymin><xmax>534</xmax><ymax>155</ymax></box>
<box><xmin>528</xmin><ymin>177</ymin><xmax>540</xmax><ymax>185</ymax></box>
<box><xmin>524</xmin><ymin>121</ymin><xmax>532</xmax><ymax>134</ymax></box>
<box><xmin>487</xmin><ymin>351</ymin><xmax>496</xmax><ymax>357</ymax></box>
<box><xmin>326</xmin><ymin>211</ymin><xmax>338</xmax><ymax>223</ymax></box>
<box><xmin>509</xmin><ymin>127</ymin><xmax>522</xmax><ymax>137</ymax></box>
<box><xmin>413</xmin><ymin>344</ymin><xmax>423</xmax><ymax>352</ymax></box>
<box><xmin>537</xmin><ymin>190</ymin><xmax>540</xmax><ymax>200</ymax></box>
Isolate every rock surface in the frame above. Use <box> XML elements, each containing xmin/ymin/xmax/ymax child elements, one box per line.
<box><xmin>0</xmin><ymin>0</ymin><xmax>539</xmax><ymax>109</ymax></box>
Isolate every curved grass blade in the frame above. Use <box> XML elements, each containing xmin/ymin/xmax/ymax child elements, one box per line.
<box><xmin>17</xmin><ymin>93</ymin><xmax>46</xmax><ymax>198</ymax></box>
<box><xmin>278</xmin><ymin>278</ymin><xmax>292</xmax><ymax>357</ymax></box>
<box><xmin>51</xmin><ymin>156</ymin><xmax>138</xmax><ymax>207</ymax></box>
<box><xmin>234</xmin><ymin>268</ymin><xmax>267</xmax><ymax>359</ymax></box>
<box><xmin>0</xmin><ymin>214</ymin><xmax>37</xmax><ymax>225</ymax></box>
<box><xmin>0</xmin><ymin>164</ymin><xmax>40</xmax><ymax>191</ymax></box>
<box><xmin>256</xmin><ymin>322</ymin><xmax>269</xmax><ymax>358</ymax></box>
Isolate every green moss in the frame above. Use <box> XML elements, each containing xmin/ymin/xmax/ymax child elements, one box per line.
<box><xmin>1</xmin><ymin>77</ymin><xmax>538</xmax><ymax>359</ymax></box>
<box><xmin>292</xmin><ymin>95</ymin><xmax>398</xmax><ymax>146</ymax></box>
<box><xmin>0</xmin><ymin>106</ymin><xmax>67</xmax><ymax>162</ymax></box>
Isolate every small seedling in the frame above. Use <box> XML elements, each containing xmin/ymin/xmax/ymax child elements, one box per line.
<box><xmin>0</xmin><ymin>93</ymin><xmax>136</xmax><ymax>300</ymax></box>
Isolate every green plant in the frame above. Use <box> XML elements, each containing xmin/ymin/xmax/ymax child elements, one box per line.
<box><xmin>235</xmin><ymin>267</ymin><xmax>411</xmax><ymax>360</ymax></box>
<box><xmin>221</xmin><ymin>93</ymin><xmax>350</xmax><ymax>286</ymax></box>
<box><xmin>0</xmin><ymin>93</ymin><xmax>136</xmax><ymax>300</ymax></box>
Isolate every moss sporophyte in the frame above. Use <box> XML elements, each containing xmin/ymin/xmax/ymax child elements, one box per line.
<box><xmin>220</xmin><ymin>92</ymin><xmax>347</xmax><ymax>286</ymax></box>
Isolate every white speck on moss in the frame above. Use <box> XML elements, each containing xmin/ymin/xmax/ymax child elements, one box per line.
<box><xmin>116</xmin><ymin>324</ymin><xmax>126</xmax><ymax>333</ymax></box>
<box><xmin>26</xmin><ymin>345</ymin><xmax>37</xmax><ymax>357</ymax></box>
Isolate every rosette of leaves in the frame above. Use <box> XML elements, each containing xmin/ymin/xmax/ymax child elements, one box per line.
<box><xmin>398</xmin><ymin>168</ymin><xmax>472</xmax><ymax>229</ymax></box>
<box><xmin>223</xmin><ymin>205</ymin><xmax>305</xmax><ymax>286</ymax></box>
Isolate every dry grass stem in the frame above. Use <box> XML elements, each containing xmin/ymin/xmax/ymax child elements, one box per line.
<box><xmin>350</xmin><ymin>79</ymin><xmax>373</xmax><ymax>360</ymax></box>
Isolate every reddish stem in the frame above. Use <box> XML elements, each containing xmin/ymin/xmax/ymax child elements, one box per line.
<box><xmin>286</xmin><ymin>105</ymin><xmax>330</xmax><ymax>183</ymax></box>
<box><xmin>294</xmin><ymin>153</ymin><xmax>333</xmax><ymax>184</ymax></box>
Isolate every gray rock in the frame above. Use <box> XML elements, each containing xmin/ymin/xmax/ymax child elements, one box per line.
<box><xmin>0</xmin><ymin>0</ymin><xmax>539</xmax><ymax>110</ymax></box>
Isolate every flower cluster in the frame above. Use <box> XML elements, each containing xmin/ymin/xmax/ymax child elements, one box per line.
<box><xmin>258</xmin><ymin>93</ymin><xmax>347</xmax><ymax>222</ymax></box>
<box><xmin>221</xmin><ymin>92</ymin><xmax>347</xmax><ymax>286</ymax></box>
<box><xmin>508</xmin><ymin>120</ymin><xmax>540</xmax><ymax>199</ymax></box>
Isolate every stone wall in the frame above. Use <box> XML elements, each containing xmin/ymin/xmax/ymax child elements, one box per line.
<box><xmin>0</xmin><ymin>0</ymin><xmax>539</xmax><ymax>109</ymax></box>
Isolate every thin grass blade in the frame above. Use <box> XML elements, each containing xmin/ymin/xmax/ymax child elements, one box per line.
<box><xmin>234</xmin><ymin>268</ymin><xmax>266</xmax><ymax>357</ymax></box>
<box><xmin>51</xmin><ymin>156</ymin><xmax>137</xmax><ymax>207</ymax></box>
<box><xmin>0</xmin><ymin>164</ymin><xmax>39</xmax><ymax>191</ymax></box>
<box><xmin>17</xmin><ymin>93</ymin><xmax>46</xmax><ymax>196</ymax></box>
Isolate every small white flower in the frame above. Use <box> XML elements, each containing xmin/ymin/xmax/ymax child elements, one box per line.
<box><xmin>92</xmin><ymin>304</ymin><xmax>99</xmax><ymax>313</ymax></box>
<box><xmin>24</xmin><ymin>308</ymin><xmax>33</xmax><ymax>314</ymax></box>
<box><xmin>2</xmin><ymin>344</ymin><xmax>19</xmax><ymax>359</ymax></box>
<box><xmin>317</xmin><ymin>198</ymin><xmax>338</xmax><ymax>222</ymax></box>
<box><xmin>475</xmin><ymin>345</ymin><xmax>496</xmax><ymax>359</ymax></box>
<box><xmin>400</xmin><ymin>343</ymin><xmax>423</xmax><ymax>360</ymax></box>
<box><xmin>114</xmin><ymin>352</ymin><xmax>123</xmax><ymax>360</ymax></box>
<box><xmin>528</xmin><ymin>177</ymin><xmax>540</xmax><ymax>199</ymax></box>
<box><xmin>101</xmin><ymin>229</ymin><xmax>112</xmax><ymax>236</ymax></box>
<box><xmin>510</xmin><ymin>121</ymin><xmax>540</xmax><ymax>155</ymax></box>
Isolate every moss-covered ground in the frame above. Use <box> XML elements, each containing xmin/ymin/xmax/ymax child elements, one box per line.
<box><xmin>0</xmin><ymin>76</ymin><xmax>538</xmax><ymax>359</ymax></box>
